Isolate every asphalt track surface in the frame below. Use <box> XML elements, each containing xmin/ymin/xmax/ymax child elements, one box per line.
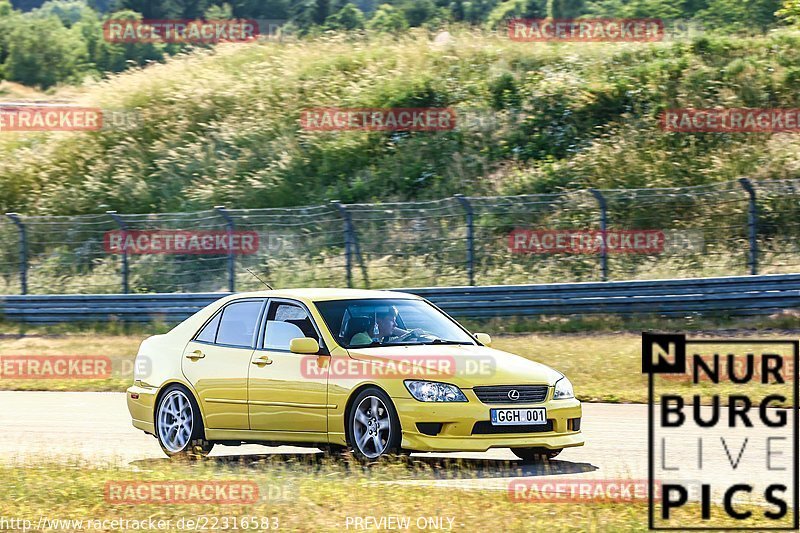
<box><xmin>1</xmin><ymin>391</ymin><xmax>793</xmax><ymax>504</ymax></box>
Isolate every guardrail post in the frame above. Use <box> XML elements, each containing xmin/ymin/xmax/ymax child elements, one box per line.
<box><xmin>589</xmin><ymin>189</ymin><xmax>608</xmax><ymax>281</ymax></box>
<box><xmin>214</xmin><ymin>206</ymin><xmax>236</xmax><ymax>293</ymax></box>
<box><xmin>5</xmin><ymin>213</ymin><xmax>27</xmax><ymax>295</ymax></box>
<box><xmin>454</xmin><ymin>194</ymin><xmax>475</xmax><ymax>286</ymax></box>
<box><xmin>739</xmin><ymin>178</ymin><xmax>758</xmax><ymax>275</ymax></box>
<box><xmin>107</xmin><ymin>211</ymin><xmax>129</xmax><ymax>294</ymax></box>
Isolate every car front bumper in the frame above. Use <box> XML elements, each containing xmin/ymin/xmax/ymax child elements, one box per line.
<box><xmin>393</xmin><ymin>393</ymin><xmax>584</xmax><ymax>452</ymax></box>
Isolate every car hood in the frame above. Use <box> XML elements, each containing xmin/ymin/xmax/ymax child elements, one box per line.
<box><xmin>345</xmin><ymin>344</ymin><xmax>562</xmax><ymax>388</ymax></box>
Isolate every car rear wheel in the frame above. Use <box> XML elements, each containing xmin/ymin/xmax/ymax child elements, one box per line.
<box><xmin>347</xmin><ymin>388</ymin><xmax>401</xmax><ymax>461</ymax></box>
<box><xmin>156</xmin><ymin>385</ymin><xmax>214</xmax><ymax>459</ymax></box>
<box><xmin>511</xmin><ymin>447</ymin><xmax>562</xmax><ymax>463</ymax></box>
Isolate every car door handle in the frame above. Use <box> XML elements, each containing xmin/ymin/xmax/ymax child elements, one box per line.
<box><xmin>185</xmin><ymin>350</ymin><xmax>205</xmax><ymax>360</ymax></box>
<box><xmin>252</xmin><ymin>355</ymin><xmax>273</xmax><ymax>366</ymax></box>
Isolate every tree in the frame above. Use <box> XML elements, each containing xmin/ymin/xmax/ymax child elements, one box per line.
<box><xmin>204</xmin><ymin>1</ymin><xmax>231</xmax><ymax>18</ymax></box>
<box><xmin>114</xmin><ymin>0</ymin><xmax>215</xmax><ymax>19</ymax></box>
<box><xmin>367</xmin><ymin>3</ymin><xmax>407</xmax><ymax>30</ymax></box>
<box><xmin>31</xmin><ymin>0</ymin><xmax>95</xmax><ymax>26</ymax></box>
<box><xmin>777</xmin><ymin>0</ymin><xmax>800</xmax><ymax>24</ymax></box>
<box><xmin>230</xmin><ymin>0</ymin><xmax>289</xmax><ymax>19</ymax></box>
<box><xmin>91</xmin><ymin>10</ymin><xmax>164</xmax><ymax>73</ymax></box>
<box><xmin>4</xmin><ymin>14</ymin><xmax>88</xmax><ymax>87</ymax></box>
<box><xmin>695</xmin><ymin>0</ymin><xmax>782</xmax><ymax>31</ymax></box>
<box><xmin>289</xmin><ymin>0</ymin><xmax>331</xmax><ymax>28</ymax></box>
<box><xmin>459</xmin><ymin>0</ymin><xmax>501</xmax><ymax>23</ymax></box>
<box><xmin>396</xmin><ymin>0</ymin><xmax>436</xmax><ymax>26</ymax></box>
<box><xmin>325</xmin><ymin>2</ymin><xmax>365</xmax><ymax>29</ymax></box>
<box><xmin>485</xmin><ymin>0</ymin><xmax>547</xmax><ymax>28</ymax></box>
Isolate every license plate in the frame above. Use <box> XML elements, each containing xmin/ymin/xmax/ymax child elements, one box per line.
<box><xmin>490</xmin><ymin>408</ymin><xmax>547</xmax><ymax>426</ymax></box>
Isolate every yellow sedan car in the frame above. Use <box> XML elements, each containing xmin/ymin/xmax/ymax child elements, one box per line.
<box><xmin>127</xmin><ymin>289</ymin><xmax>584</xmax><ymax>461</ymax></box>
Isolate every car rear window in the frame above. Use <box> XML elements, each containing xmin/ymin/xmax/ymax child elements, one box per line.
<box><xmin>215</xmin><ymin>300</ymin><xmax>263</xmax><ymax>348</ymax></box>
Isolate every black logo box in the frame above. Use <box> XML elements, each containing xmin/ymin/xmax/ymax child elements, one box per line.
<box><xmin>644</xmin><ymin>334</ymin><xmax>799</xmax><ymax>531</ymax></box>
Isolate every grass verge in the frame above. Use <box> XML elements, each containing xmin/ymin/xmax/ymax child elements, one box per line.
<box><xmin>0</xmin><ymin>329</ymin><xmax>796</xmax><ymax>404</ymax></box>
<box><xmin>0</xmin><ymin>458</ymin><xmax>785</xmax><ymax>532</ymax></box>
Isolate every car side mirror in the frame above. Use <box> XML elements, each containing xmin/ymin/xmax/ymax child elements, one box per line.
<box><xmin>289</xmin><ymin>337</ymin><xmax>320</xmax><ymax>354</ymax></box>
<box><xmin>474</xmin><ymin>333</ymin><xmax>491</xmax><ymax>346</ymax></box>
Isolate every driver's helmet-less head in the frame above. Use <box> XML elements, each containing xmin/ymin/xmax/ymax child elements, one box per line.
<box><xmin>375</xmin><ymin>305</ymin><xmax>399</xmax><ymax>319</ymax></box>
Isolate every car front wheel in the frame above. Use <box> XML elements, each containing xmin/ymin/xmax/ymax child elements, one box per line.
<box><xmin>156</xmin><ymin>385</ymin><xmax>214</xmax><ymax>459</ymax></box>
<box><xmin>511</xmin><ymin>447</ymin><xmax>562</xmax><ymax>463</ymax></box>
<box><xmin>347</xmin><ymin>388</ymin><xmax>401</xmax><ymax>460</ymax></box>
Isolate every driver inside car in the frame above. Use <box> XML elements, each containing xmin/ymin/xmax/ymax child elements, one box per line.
<box><xmin>375</xmin><ymin>305</ymin><xmax>411</xmax><ymax>342</ymax></box>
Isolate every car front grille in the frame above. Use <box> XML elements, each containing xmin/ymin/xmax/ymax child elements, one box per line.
<box><xmin>473</xmin><ymin>385</ymin><xmax>549</xmax><ymax>404</ymax></box>
<box><xmin>471</xmin><ymin>420</ymin><xmax>554</xmax><ymax>434</ymax></box>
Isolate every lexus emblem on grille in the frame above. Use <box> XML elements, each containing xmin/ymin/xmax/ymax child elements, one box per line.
<box><xmin>507</xmin><ymin>389</ymin><xmax>520</xmax><ymax>401</ymax></box>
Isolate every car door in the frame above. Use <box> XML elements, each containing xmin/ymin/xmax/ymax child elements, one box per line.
<box><xmin>248</xmin><ymin>299</ymin><xmax>329</xmax><ymax>434</ymax></box>
<box><xmin>182</xmin><ymin>298</ymin><xmax>266</xmax><ymax>430</ymax></box>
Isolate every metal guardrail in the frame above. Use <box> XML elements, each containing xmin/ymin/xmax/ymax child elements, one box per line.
<box><xmin>1</xmin><ymin>273</ymin><xmax>799</xmax><ymax>323</ymax></box>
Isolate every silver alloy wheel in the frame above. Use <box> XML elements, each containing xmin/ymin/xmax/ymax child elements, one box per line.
<box><xmin>157</xmin><ymin>390</ymin><xmax>194</xmax><ymax>453</ymax></box>
<box><xmin>353</xmin><ymin>395</ymin><xmax>391</xmax><ymax>459</ymax></box>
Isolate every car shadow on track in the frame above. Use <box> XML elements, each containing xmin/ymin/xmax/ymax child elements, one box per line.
<box><xmin>130</xmin><ymin>450</ymin><xmax>598</xmax><ymax>480</ymax></box>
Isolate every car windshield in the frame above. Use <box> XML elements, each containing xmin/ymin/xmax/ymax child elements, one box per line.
<box><xmin>315</xmin><ymin>298</ymin><xmax>476</xmax><ymax>349</ymax></box>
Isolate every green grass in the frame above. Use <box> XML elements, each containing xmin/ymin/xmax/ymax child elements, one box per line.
<box><xmin>4</xmin><ymin>29</ymin><xmax>800</xmax><ymax>215</ymax></box>
<box><xmin>0</xmin><ymin>459</ymin><xmax>784</xmax><ymax>532</ymax></box>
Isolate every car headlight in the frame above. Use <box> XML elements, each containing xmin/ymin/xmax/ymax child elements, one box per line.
<box><xmin>404</xmin><ymin>380</ymin><xmax>468</xmax><ymax>402</ymax></box>
<box><xmin>553</xmin><ymin>377</ymin><xmax>574</xmax><ymax>400</ymax></box>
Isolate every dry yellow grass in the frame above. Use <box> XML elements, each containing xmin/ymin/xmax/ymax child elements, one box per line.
<box><xmin>0</xmin><ymin>331</ymin><xmax>795</xmax><ymax>404</ymax></box>
<box><xmin>0</xmin><ymin>458</ymin><xmax>784</xmax><ymax>532</ymax></box>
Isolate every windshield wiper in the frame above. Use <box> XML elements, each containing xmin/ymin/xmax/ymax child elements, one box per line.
<box><xmin>349</xmin><ymin>339</ymin><xmax>472</xmax><ymax>348</ymax></box>
<box><xmin>349</xmin><ymin>341</ymin><xmax>428</xmax><ymax>348</ymax></box>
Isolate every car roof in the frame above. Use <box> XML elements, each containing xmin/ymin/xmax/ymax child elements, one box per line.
<box><xmin>228</xmin><ymin>288</ymin><xmax>423</xmax><ymax>303</ymax></box>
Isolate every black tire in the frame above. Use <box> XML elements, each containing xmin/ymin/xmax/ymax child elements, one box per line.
<box><xmin>346</xmin><ymin>387</ymin><xmax>402</xmax><ymax>461</ymax></box>
<box><xmin>155</xmin><ymin>384</ymin><xmax>214</xmax><ymax>459</ymax></box>
<box><xmin>511</xmin><ymin>447</ymin><xmax>562</xmax><ymax>463</ymax></box>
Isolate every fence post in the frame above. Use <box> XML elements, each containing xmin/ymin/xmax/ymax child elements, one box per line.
<box><xmin>332</xmin><ymin>201</ymin><xmax>369</xmax><ymax>289</ymax></box>
<box><xmin>5</xmin><ymin>213</ymin><xmax>27</xmax><ymax>295</ymax></box>
<box><xmin>589</xmin><ymin>189</ymin><xmax>608</xmax><ymax>281</ymax></box>
<box><xmin>214</xmin><ymin>206</ymin><xmax>236</xmax><ymax>293</ymax></box>
<box><xmin>332</xmin><ymin>201</ymin><xmax>353</xmax><ymax>288</ymax></box>
<box><xmin>107</xmin><ymin>211</ymin><xmax>129</xmax><ymax>294</ymax></box>
<box><xmin>738</xmin><ymin>178</ymin><xmax>758</xmax><ymax>275</ymax></box>
<box><xmin>454</xmin><ymin>194</ymin><xmax>475</xmax><ymax>286</ymax></box>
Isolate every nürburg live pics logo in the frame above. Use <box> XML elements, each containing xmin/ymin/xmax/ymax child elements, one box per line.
<box><xmin>643</xmin><ymin>333</ymin><xmax>799</xmax><ymax>530</ymax></box>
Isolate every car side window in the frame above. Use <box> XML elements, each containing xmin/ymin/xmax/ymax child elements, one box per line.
<box><xmin>215</xmin><ymin>300</ymin><xmax>263</xmax><ymax>348</ymax></box>
<box><xmin>263</xmin><ymin>302</ymin><xmax>319</xmax><ymax>351</ymax></box>
<box><xmin>195</xmin><ymin>312</ymin><xmax>222</xmax><ymax>343</ymax></box>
